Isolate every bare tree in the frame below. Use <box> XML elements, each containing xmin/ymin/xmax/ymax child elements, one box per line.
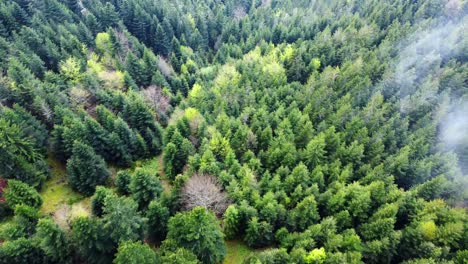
<box><xmin>181</xmin><ymin>174</ymin><xmax>229</xmax><ymax>217</ymax></box>
<box><xmin>158</xmin><ymin>57</ymin><xmax>174</xmax><ymax>77</ymax></box>
<box><xmin>142</xmin><ymin>85</ymin><xmax>170</xmax><ymax>120</ymax></box>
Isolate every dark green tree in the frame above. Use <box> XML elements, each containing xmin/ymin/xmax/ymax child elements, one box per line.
<box><xmin>67</xmin><ymin>141</ymin><xmax>110</xmax><ymax>196</ymax></box>
<box><xmin>130</xmin><ymin>169</ymin><xmax>163</xmax><ymax>210</ymax></box>
<box><xmin>146</xmin><ymin>200</ymin><xmax>170</xmax><ymax>242</ymax></box>
<box><xmin>35</xmin><ymin>218</ymin><xmax>71</xmax><ymax>264</ymax></box>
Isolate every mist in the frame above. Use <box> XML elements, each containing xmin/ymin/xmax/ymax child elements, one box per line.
<box><xmin>379</xmin><ymin>10</ymin><xmax>468</xmax><ymax>180</ymax></box>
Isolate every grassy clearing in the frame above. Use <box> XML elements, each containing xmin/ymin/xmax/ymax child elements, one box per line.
<box><xmin>224</xmin><ymin>240</ymin><xmax>255</xmax><ymax>264</ymax></box>
<box><xmin>40</xmin><ymin>157</ymin><xmax>83</xmax><ymax>215</ymax></box>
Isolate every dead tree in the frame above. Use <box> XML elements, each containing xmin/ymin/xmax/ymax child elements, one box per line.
<box><xmin>181</xmin><ymin>173</ymin><xmax>229</xmax><ymax>217</ymax></box>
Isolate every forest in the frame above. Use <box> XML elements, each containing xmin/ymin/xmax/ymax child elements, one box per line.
<box><xmin>0</xmin><ymin>0</ymin><xmax>467</xmax><ymax>263</ymax></box>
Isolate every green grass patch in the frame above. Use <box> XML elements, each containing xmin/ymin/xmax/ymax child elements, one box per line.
<box><xmin>224</xmin><ymin>240</ymin><xmax>255</xmax><ymax>264</ymax></box>
<box><xmin>40</xmin><ymin>157</ymin><xmax>83</xmax><ymax>215</ymax></box>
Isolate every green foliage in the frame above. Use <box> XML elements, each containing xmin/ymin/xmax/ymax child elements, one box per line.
<box><xmin>223</xmin><ymin>205</ymin><xmax>240</xmax><ymax>239</ymax></box>
<box><xmin>71</xmin><ymin>216</ymin><xmax>114</xmax><ymax>264</ymax></box>
<box><xmin>0</xmin><ymin>0</ymin><xmax>467</xmax><ymax>263</ymax></box>
<box><xmin>102</xmin><ymin>196</ymin><xmax>146</xmax><ymax>244</ymax></box>
<box><xmin>0</xmin><ymin>237</ymin><xmax>45</xmax><ymax>264</ymax></box>
<box><xmin>244</xmin><ymin>217</ymin><xmax>274</xmax><ymax>248</ymax></box>
<box><xmin>91</xmin><ymin>186</ymin><xmax>116</xmax><ymax>217</ymax></box>
<box><xmin>66</xmin><ymin>141</ymin><xmax>110</xmax><ymax>196</ymax></box>
<box><xmin>304</xmin><ymin>247</ymin><xmax>326</xmax><ymax>264</ymax></box>
<box><xmin>116</xmin><ymin>171</ymin><xmax>132</xmax><ymax>195</ymax></box>
<box><xmin>0</xmin><ymin>119</ymin><xmax>48</xmax><ymax>187</ymax></box>
<box><xmin>4</xmin><ymin>180</ymin><xmax>42</xmax><ymax>209</ymax></box>
<box><xmin>35</xmin><ymin>218</ymin><xmax>71</xmax><ymax>263</ymax></box>
<box><xmin>164</xmin><ymin>129</ymin><xmax>195</xmax><ymax>180</ymax></box>
<box><xmin>130</xmin><ymin>168</ymin><xmax>163</xmax><ymax>210</ymax></box>
<box><xmin>113</xmin><ymin>241</ymin><xmax>159</xmax><ymax>264</ymax></box>
<box><xmin>167</xmin><ymin>207</ymin><xmax>226</xmax><ymax>264</ymax></box>
<box><xmin>146</xmin><ymin>200</ymin><xmax>170</xmax><ymax>242</ymax></box>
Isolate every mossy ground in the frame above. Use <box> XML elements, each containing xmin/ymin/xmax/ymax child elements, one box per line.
<box><xmin>40</xmin><ymin>157</ymin><xmax>84</xmax><ymax>215</ymax></box>
<box><xmin>224</xmin><ymin>240</ymin><xmax>255</xmax><ymax>264</ymax></box>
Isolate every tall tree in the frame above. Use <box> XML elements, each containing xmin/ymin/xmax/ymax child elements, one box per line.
<box><xmin>167</xmin><ymin>207</ymin><xmax>226</xmax><ymax>264</ymax></box>
<box><xmin>66</xmin><ymin>141</ymin><xmax>110</xmax><ymax>196</ymax></box>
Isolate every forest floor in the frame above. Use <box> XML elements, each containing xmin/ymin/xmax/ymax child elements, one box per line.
<box><xmin>40</xmin><ymin>156</ymin><xmax>84</xmax><ymax>215</ymax></box>
<box><xmin>224</xmin><ymin>240</ymin><xmax>256</xmax><ymax>264</ymax></box>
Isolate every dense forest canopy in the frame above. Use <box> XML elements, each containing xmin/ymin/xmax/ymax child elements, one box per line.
<box><xmin>0</xmin><ymin>0</ymin><xmax>467</xmax><ymax>263</ymax></box>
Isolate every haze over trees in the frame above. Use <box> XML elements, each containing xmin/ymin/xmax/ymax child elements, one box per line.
<box><xmin>0</xmin><ymin>0</ymin><xmax>467</xmax><ymax>263</ymax></box>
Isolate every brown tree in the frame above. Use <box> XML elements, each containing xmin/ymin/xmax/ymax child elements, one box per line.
<box><xmin>181</xmin><ymin>173</ymin><xmax>229</xmax><ymax>216</ymax></box>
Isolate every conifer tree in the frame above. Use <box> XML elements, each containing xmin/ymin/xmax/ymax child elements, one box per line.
<box><xmin>67</xmin><ymin>141</ymin><xmax>110</xmax><ymax>196</ymax></box>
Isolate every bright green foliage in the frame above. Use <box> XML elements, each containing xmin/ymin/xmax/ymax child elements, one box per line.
<box><xmin>161</xmin><ymin>247</ymin><xmax>200</xmax><ymax>264</ymax></box>
<box><xmin>304</xmin><ymin>247</ymin><xmax>326</xmax><ymax>264</ymax></box>
<box><xmin>59</xmin><ymin>57</ymin><xmax>83</xmax><ymax>84</ymax></box>
<box><xmin>35</xmin><ymin>218</ymin><xmax>71</xmax><ymax>263</ymax></box>
<box><xmin>130</xmin><ymin>168</ymin><xmax>163</xmax><ymax>210</ymax></box>
<box><xmin>113</xmin><ymin>241</ymin><xmax>159</xmax><ymax>264</ymax></box>
<box><xmin>0</xmin><ymin>237</ymin><xmax>45</xmax><ymax>264</ymax></box>
<box><xmin>223</xmin><ymin>205</ymin><xmax>240</xmax><ymax>239</ymax></box>
<box><xmin>4</xmin><ymin>180</ymin><xmax>42</xmax><ymax>209</ymax></box>
<box><xmin>66</xmin><ymin>141</ymin><xmax>110</xmax><ymax>196</ymax></box>
<box><xmin>167</xmin><ymin>207</ymin><xmax>226</xmax><ymax>264</ymax></box>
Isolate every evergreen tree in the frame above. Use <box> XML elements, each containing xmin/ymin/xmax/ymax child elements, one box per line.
<box><xmin>167</xmin><ymin>207</ymin><xmax>226</xmax><ymax>264</ymax></box>
<box><xmin>146</xmin><ymin>200</ymin><xmax>170</xmax><ymax>242</ymax></box>
<box><xmin>130</xmin><ymin>169</ymin><xmax>163</xmax><ymax>210</ymax></box>
<box><xmin>71</xmin><ymin>217</ymin><xmax>114</xmax><ymax>264</ymax></box>
<box><xmin>4</xmin><ymin>180</ymin><xmax>43</xmax><ymax>209</ymax></box>
<box><xmin>35</xmin><ymin>218</ymin><xmax>71</xmax><ymax>263</ymax></box>
<box><xmin>102</xmin><ymin>196</ymin><xmax>146</xmax><ymax>244</ymax></box>
<box><xmin>67</xmin><ymin>141</ymin><xmax>110</xmax><ymax>196</ymax></box>
<box><xmin>114</xmin><ymin>241</ymin><xmax>159</xmax><ymax>264</ymax></box>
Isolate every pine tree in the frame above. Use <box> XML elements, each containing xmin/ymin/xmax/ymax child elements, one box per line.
<box><xmin>35</xmin><ymin>218</ymin><xmax>71</xmax><ymax>263</ymax></box>
<box><xmin>130</xmin><ymin>169</ymin><xmax>163</xmax><ymax>210</ymax></box>
<box><xmin>4</xmin><ymin>180</ymin><xmax>43</xmax><ymax>209</ymax></box>
<box><xmin>125</xmin><ymin>52</ymin><xmax>145</xmax><ymax>87</ymax></box>
<box><xmin>71</xmin><ymin>217</ymin><xmax>114</xmax><ymax>264</ymax></box>
<box><xmin>146</xmin><ymin>200</ymin><xmax>170</xmax><ymax>242</ymax></box>
<box><xmin>167</xmin><ymin>207</ymin><xmax>226</xmax><ymax>264</ymax></box>
<box><xmin>67</xmin><ymin>141</ymin><xmax>110</xmax><ymax>196</ymax></box>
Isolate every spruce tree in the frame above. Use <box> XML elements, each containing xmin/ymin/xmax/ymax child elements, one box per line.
<box><xmin>67</xmin><ymin>141</ymin><xmax>110</xmax><ymax>196</ymax></box>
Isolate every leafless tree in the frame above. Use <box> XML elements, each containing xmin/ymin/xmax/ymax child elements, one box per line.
<box><xmin>158</xmin><ymin>57</ymin><xmax>174</xmax><ymax>77</ymax></box>
<box><xmin>233</xmin><ymin>6</ymin><xmax>247</xmax><ymax>21</ymax></box>
<box><xmin>142</xmin><ymin>85</ymin><xmax>170</xmax><ymax>120</ymax></box>
<box><xmin>181</xmin><ymin>173</ymin><xmax>229</xmax><ymax>217</ymax></box>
